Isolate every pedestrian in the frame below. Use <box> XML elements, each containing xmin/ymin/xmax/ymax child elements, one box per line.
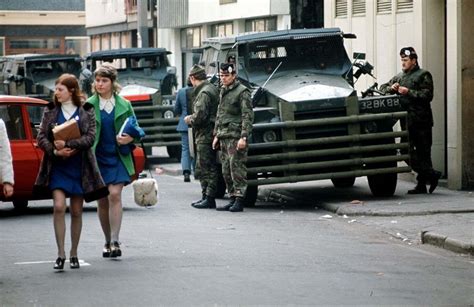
<box><xmin>0</xmin><ymin>118</ymin><xmax>14</xmax><ymax>198</ymax></box>
<box><xmin>184</xmin><ymin>65</ymin><xmax>219</xmax><ymax>209</ymax></box>
<box><xmin>86</xmin><ymin>63</ymin><xmax>138</xmax><ymax>258</ymax></box>
<box><xmin>174</xmin><ymin>78</ymin><xmax>195</xmax><ymax>182</ymax></box>
<box><xmin>35</xmin><ymin>73</ymin><xmax>108</xmax><ymax>270</ymax></box>
<box><xmin>380</xmin><ymin>47</ymin><xmax>441</xmax><ymax>194</ymax></box>
<box><xmin>212</xmin><ymin>63</ymin><xmax>254</xmax><ymax>212</ymax></box>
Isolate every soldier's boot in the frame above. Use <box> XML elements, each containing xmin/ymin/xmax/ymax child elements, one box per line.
<box><xmin>216</xmin><ymin>197</ymin><xmax>236</xmax><ymax>211</ymax></box>
<box><xmin>407</xmin><ymin>184</ymin><xmax>427</xmax><ymax>195</ymax></box>
<box><xmin>429</xmin><ymin>171</ymin><xmax>442</xmax><ymax>194</ymax></box>
<box><xmin>183</xmin><ymin>170</ymin><xmax>191</xmax><ymax>183</ymax></box>
<box><xmin>229</xmin><ymin>197</ymin><xmax>244</xmax><ymax>212</ymax></box>
<box><xmin>193</xmin><ymin>196</ymin><xmax>216</xmax><ymax>209</ymax></box>
<box><xmin>191</xmin><ymin>193</ymin><xmax>206</xmax><ymax>207</ymax></box>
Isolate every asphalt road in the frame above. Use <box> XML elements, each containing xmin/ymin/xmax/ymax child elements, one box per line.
<box><xmin>1</xmin><ymin>170</ymin><xmax>473</xmax><ymax>305</ymax></box>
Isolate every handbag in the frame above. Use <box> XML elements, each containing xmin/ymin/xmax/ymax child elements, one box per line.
<box><xmin>132</xmin><ymin>174</ymin><xmax>158</xmax><ymax>207</ymax></box>
<box><xmin>52</xmin><ymin>118</ymin><xmax>81</xmax><ymax>141</ymax></box>
<box><xmin>131</xmin><ymin>141</ymin><xmax>158</xmax><ymax>207</ymax></box>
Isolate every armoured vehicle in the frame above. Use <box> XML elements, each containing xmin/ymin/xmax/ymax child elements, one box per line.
<box><xmin>85</xmin><ymin>48</ymin><xmax>181</xmax><ymax>160</ymax></box>
<box><xmin>0</xmin><ymin>53</ymin><xmax>84</xmax><ymax>100</ymax></box>
<box><xmin>201</xmin><ymin>28</ymin><xmax>411</xmax><ymax>205</ymax></box>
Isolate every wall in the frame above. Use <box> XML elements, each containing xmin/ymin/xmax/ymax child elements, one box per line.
<box><xmin>461</xmin><ymin>0</ymin><xmax>474</xmax><ymax>187</ymax></box>
<box><xmin>85</xmin><ymin>0</ymin><xmax>126</xmax><ymax>28</ymax></box>
<box><xmin>187</xmin><ymin>0</ymin><xmax>289</xmax><ymax>25</ymax></box>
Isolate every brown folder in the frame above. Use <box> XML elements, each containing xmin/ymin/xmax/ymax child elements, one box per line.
<box><xmin>52</xmin><ymin>118</ymin><xmax>81</xmax><ymax>141</ymax></box>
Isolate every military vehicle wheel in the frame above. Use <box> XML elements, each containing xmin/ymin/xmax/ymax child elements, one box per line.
<box><xmin>331</xmin><ymin>177</ymin><xmax>356</xmax><ymax>188</ymax></box>
<box><xmin>166</xmin><ymin>146</ymin><xmax>181</xmax><ymax>162</ymax></box>
<box><xmin>13</xmin><ymin>200</ymin><xmax>28</xmax><ymax>210</ymax></box>
<box><xmin>367</xmin><ymin>173</ymin><xmax>397</xmax><ymax>197</ymax></box>
<box><xmin>215</xmin><ymin>168</ymin><xmax>226</xmax><ymax>199</ymax></box>
<box><xmin>244</xmin><ymin>185</ymin><xmax>258</xmax><ymax>207</ymax></box>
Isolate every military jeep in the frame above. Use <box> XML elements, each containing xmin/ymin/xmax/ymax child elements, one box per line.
<box><xmin>201</xmin><ymin>28</ymin><xmax>410</xmax><ymax>205</ymax></box>
<box><xmin>85</xmin><ymin>48</ymin><xmax>180</xmax><ymax>160</ymax></box>
<box><xmin>0</xmin><ymin>53</ymin><xmax>84</xmax><ymax>100</ymax></box>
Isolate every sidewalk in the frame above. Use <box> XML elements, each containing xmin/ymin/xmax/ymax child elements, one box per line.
<box><xmin>155</xmin><ymin>161</ymin><xmax>473</xmax><ymax>256</ymax></box>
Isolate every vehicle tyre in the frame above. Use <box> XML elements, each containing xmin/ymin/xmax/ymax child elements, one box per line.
<box><xmin>244</xmin><ymin>184</ymin><xmax>258</xmax><ymax>207</ymax></box>
<box><xmin>166</xmin><ymin>146</ymin><xmax>181</xmax><ymax>162</ymax></box>
<box><xmin>13</xmin><ymin>200</ymin><xmax>28</xmax><ymax>210</ymax></box>
<box><xmin>215</xmin><ymin>167</ymin><xmax>226</xmax><ymax>199</ymax></box>
<box><xmin>331</xmin><ymin>177</ymin><xmax>356</xmax><ymax>188</ymax></box>
<box><xmin>367</xmin><ymin>173</ymin><xmax>397</xmax><ymax>197</ymax></box>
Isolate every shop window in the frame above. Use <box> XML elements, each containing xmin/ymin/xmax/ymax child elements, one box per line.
<box><xmin>211</xmin><ymin>22</ymin><xmax>233</xmax><ymax>37</ymax></box>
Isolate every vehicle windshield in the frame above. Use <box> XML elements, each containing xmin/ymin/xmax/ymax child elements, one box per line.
<box><xmin>239</xmin><ymin>36</ymin><xmax>351</xmax><ymax>79</ymax></box>
<box><xmin>90</xmin><ymin>54</ymin><xmax>167</xmax><ymax>73</ymax></box>
<box><xmin>26</xmin><ymin>60</ymin><xmax>82</xmax><ymax>82</ymax></box>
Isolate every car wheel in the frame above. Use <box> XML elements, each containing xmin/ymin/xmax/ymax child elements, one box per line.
<box><xmin>367</xmin><ymin>173</ymin><xmax>397</xmax><ymax>197</ymax></box>
<box><xmin>215</xmin><ymin>167</ymin><xmax>226</xmax><ymax>199</ymax></box>
<box><xmin>13</xmin><ymin>200</ymin><xmax>28</xmax><ymax>210</ymax></box>
<box><xmin>167</xmin><ymin>146</ymin><xmax>181</xmax><ymax>162</ymax></box>
<box><xmin>244</xmin><ymin>185</ymin><xmax>258</xmax><ymax>207</ymax></box>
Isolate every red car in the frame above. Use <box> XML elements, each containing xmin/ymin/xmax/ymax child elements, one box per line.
<box><xmin>0</xmin><ymin>95</ymin><xmax>145</xmax><ymax>209</ymax></box>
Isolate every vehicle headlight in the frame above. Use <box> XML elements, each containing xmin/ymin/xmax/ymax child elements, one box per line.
<box><xmin>162</xmin><ymin>99</ymin><xmax>172</xmax><ymax>106</ymax></box>
<box><xmin>263</xmin><ymin>130</ymin><xmax>277</xmax><ymax>143</ymax></box>
<box><xmin>164</xmin><ymin>110</ymin><xmax>174</xmax><ymax>119</ymax></box>
<box><xmin>364</xmin><ymin>121</ymin><xmax>378</xmax><ymax>133</ymax></box>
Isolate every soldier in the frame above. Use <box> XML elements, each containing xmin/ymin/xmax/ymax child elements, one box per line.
<box><xmin>212</xmin><ymin>63</ymin><xmax>254</xmax><ymax>212</ymax></box>
<box><xmin>184</xmin><ymin>65</ymin><xmax>219</xmax><ymax>209</ymax></box>
<box><xmin>380</xmin><ymin>47</ymin><xmax>442</xmax><ymax>194</ymax></box>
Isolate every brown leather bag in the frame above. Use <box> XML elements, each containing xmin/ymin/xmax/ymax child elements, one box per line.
<box><xmin>52</xmin><ymin>118</ymin><xmax>81</xmax><ymax>141</ymax></box>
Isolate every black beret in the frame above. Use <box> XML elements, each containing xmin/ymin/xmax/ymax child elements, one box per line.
<box><xmin>220</xmin><ymin>63</ymin><xmax>235</xmax><ymax>74</ymax></box>
<box><xmin>400</xmin><ymin>47</ymin><xmax>418</xmax><ymax>59</ymax></box>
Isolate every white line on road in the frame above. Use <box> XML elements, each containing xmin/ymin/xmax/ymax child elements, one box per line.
<box><xmin>15</xmin><ymin>260</ymin><xmax>91</xmax><ymax>266</ymax></box>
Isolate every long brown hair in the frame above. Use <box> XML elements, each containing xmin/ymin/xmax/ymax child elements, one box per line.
<box><xmin>54</xmin><ymin>73</ymin><xmax>83</xmax><ymax>107</ymax></box>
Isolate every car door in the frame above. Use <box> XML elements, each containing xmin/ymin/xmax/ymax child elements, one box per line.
<box><xmin>0</xmin><ymin>104</ymin><xmax>42</xmax><ymax>198</ymax></box>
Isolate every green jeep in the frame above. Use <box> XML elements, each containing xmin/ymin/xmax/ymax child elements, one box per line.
<box><xmin>201</xmin><ymin>28</ymin><xmax>410</xmax><ymax>205</ymax></box>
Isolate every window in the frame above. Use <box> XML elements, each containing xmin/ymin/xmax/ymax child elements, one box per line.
<box><xmin>181</xmin><ymin>27</ymin><xmax>202</xmax><ymax>49</ymax></box>
<box><xmin>245</xmin><ymin>17</ymin><xmax>277</xmax><ymax>32</ymax></box>
<box><xmin>211</xmin><ymin>23</ymin><xmax>233</xmax><ymax>37</ymax></box>
<box><xmin>352</xmin><ymin>0</ymin><xmax>365</xmax><ymax>16</ymax></box>
<box><xmin>0</xmin><ymin>38</ymin><xmax>4</xmax><ymax>56</ymax></box>
<box><xmin>65</xmin><ymin>37</ymin><xmax>89</xmax><ymax>56</ymax></box>
<box><xmin>377</xmin><ymin>0</ymin><xmax>392</xmax><ymax>14</ymax></box>
<box><xmin>0</xmin><ymin>105</ymin><xmax>25</xmax><ymax>140</ymax></box>
<box><xmin>220</xmin><ymin>0</ymin><xmax>237</xmax><ymax>4</ymax></box>
<box><xmin>397</xmin><ymin>0</ymin><xmax>413</xmax><ymax>12</ymax></box>
<box><xmin>335</xmin><ymin>0</ymin><xmax>348</xmax><ymax>18</ymax></box>
<box><xmin>9</xmin><ymin>38</ymin><xmax>60</xmax><ymax>49</ymax></box>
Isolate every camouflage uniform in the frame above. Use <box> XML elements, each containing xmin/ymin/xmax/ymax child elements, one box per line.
<box><xmin>214</xmin><ymin>80</ymin><xmax>254</xmax><ymax>198</ymax></box>
<box><xmin>188</xmin><ymin>80</ymin><xmax>219</xmax><ymax>198</ymax></box>
<box><xmin>380</xmin><ymin>65</ymin><xmax>438</xmax><ymax>186</ymax></box>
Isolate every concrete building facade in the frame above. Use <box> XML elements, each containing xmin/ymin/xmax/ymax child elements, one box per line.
<box><xmin>0</xmin><ymin>0</ymin><xmax>88</xmax><ymax>56</ymax></box>
<box><xmin>324</xmin><ymin>0</ymin><xmax>473</xmax><ymax>189</ymax></box>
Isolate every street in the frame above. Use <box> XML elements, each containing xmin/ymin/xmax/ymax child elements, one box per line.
<box><xmin>1</xmin><ymin>168</ymin><xmax>473</xmax><ymax>305</ymax></box>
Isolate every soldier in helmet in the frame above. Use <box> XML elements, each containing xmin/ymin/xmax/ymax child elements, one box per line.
<box><xmin>184</xmin><ymin>65</ymin><xmax>219</xmax><ymax>209</ymax></box>
<box><xmin>212</xmin><ymin>63</ymin><xmax>254</xmax><ymax>212</ymax></box>
<box><xmin>380</xmin><ymin>47</ymin><xmax>442</xmax><ymax>194</ymax></box>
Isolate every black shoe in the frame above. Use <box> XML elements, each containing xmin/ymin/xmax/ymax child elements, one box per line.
<box><xmin>407</xmin><ymin>185</ymin><xmax>427</xmax><ymax>194</ymax></box>
<box><xmin>54</xmin><ymin>257</ymin><xmax>66</xmax><ymax>270</ymax></box>
<box><xmin>193</xmin><ymin>197</ymin><xmax>216</xmax><ymax>209</ymax></box>
<box><xmin>110</xmin><ymin>241</ymin><xmax>122</xmax><ymax>258</ymax></box>
<box><xmin>102</xmin><ymin>242</ymin><xmax>111</xmax><ymax>258</ymax></box>
<box><xmin>429</xmin><ymin>171</ymin><xmax>442</xmax><ymax>194</ymax></box>
<box><xmin>216</xmin><ymin>197</ymin><xmax>235</xmax><ymax>211</ymax></box>
<box><xmin>70</xmin><ymin>256</ymin><xmax>80</xmax><ymax>269</ymax></box>
<box><xmin>191</xmin><ymin>194</ymin><xmax>206</xmax><ymax>207</ymax></box>
<box><xmin>184</xmin><ymin>171</ymin><xmax>191</xmax><ymax>182</ymax></box>
<box><xmin>229</xmin><ymin>198</ymin><xmax>244</xmax><ymax>212</ymax></box>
